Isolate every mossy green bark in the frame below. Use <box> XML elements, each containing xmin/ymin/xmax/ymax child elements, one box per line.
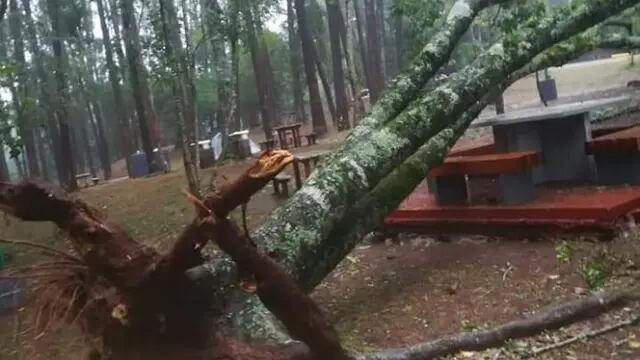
<box><xmin>207</xmin><ymin>0</ymin><xmax>640</xmax><ymax>343</ymax></box>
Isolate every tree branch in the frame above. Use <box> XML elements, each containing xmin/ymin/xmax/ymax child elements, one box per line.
<box><xmin>347</xmin><ymin>0</ymin><xmax>512</xmax><ymax>143</ymax></box>
<box><xmin>358</xmin><ymin>288</ymin><xmax>640</xmax><ymax>360</ymax></box>
<box><xmin>0</xmin><ymin>181</ymin><xmax>158</xmax><ymax>290</ymax></box>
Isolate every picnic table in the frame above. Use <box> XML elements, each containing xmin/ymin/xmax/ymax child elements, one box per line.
<box><xmin>470</xmin><ymin>96</ymin><xmax>630</xmax><ymax>184</ymax></box>
<box><xmin>588</xmin><ymin>125</ymin><xmax>640</xmax><ymax>184</ymax></box>
<box><xmin>292</xmin><ymin>149</ymin><xmax>331</xmax><ymax>189</ymax></box>
<box><xmin>274</xmin><ymin>123</ymin><xmax>302</xmax><ymax>150</ymax></box>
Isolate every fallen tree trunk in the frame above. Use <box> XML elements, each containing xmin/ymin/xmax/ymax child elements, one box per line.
<box><xmin>200</xmin><ymin>1</ymin><xmax>640</xmax><ymax>340</ymax></box>
<box><xmin>347</xmin><ymin>0</ymin><xmax>512</xmax><ymax>142</ymax></box>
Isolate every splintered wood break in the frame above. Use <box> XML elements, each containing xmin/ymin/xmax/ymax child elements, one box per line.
<box><xmin>247</xmin><ymin>150</ymin><xmax>295</xmax><ymax>179</ymax></box>
<box><xmin>182</xmin><ymin>190</ymin><xmax>212</xmax><ymax>218</ymax></box>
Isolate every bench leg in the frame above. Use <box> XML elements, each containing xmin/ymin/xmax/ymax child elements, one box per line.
<box><xmin>426</xmin><ymin>177</ymin><xmax>437</xmax><ymax>194</ymax></box>
<box><xmin>272</xmin><ymin>179</ymin><xmax>281</xmax><ymax>195</ymax></box>
<box><xmin>281</xmin><ymin>182</ymin><xmax>290</xmax><ymax>197</ymax></box>
<box><xmin>499</xmin><ymin>170</ymin><xmax>535</xmax><ymax>204</ymax></box>
<box><xmin>434</xmin><ymin>176</ymin><xmax>467</xmax><ymax>205</ymax></box>
<box><xmin>595</xmin><ymin>152</ymin><xmax>640</xmax><ymax>185</ymax></box>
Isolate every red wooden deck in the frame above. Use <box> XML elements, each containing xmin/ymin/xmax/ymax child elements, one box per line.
<box><xmin>385</xmin><ymin>183</ymin><xmax>640</xmax><ymax>232</ymax></box>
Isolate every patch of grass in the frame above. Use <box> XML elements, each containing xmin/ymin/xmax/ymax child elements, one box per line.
<box><xmin>554</xmin><ymin>241</ymin><xmax>572</xmax><ymax>264</ymax></box>
<box><xmin>461</xmin><ymin>319</ymin><xmax>479</xmax><ymax>333</ymax></box>
<box><xmin>338</xmin><ymin>328</ymin><xmax>378</xmax><ymax>354</ymax></box>
<box><xmin>581</xmin><ymin>252</ymin><xmax>612</xmax><ymax>289</ymax></box>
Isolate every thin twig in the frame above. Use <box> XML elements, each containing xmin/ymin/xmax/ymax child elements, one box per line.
<box><xmin>526</xmin><ymin>315</ymin><xmax>640</xmax><ymax>358</ymax></box>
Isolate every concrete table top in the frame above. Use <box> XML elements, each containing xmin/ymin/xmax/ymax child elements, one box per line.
<box><xmin>470</xmin><ymin>96</ymin><xmax>631</xmax><ymax>128</ymax></box>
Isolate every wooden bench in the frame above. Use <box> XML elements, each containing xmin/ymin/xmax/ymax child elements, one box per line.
<box><xmin>588</xmin><ymin>125</ymin><xmax>640</xmax><ymax>184</ymax></box>
<box><xmin>447</xmin><ymin>142</ymin><xmax>495</xmax><ymax>157</ymax></box>
<box><xmin>75</xmin><ymin>173</ymin><xmax>91</xmax><ymax>188</ymax></box>
<box><xmin>260</xmin><ymin>139</ymin><xmax>277</xmax><ymax>151</ymax></box>
<box><xmin>304</xmin><ymin>133</ymin><xmax>317</xmax><ymax>146</ymax></box>
<box><xmin>272</xmin><ymin>174</ymin><xmax>292</xmax><ymax>197</ymax></box>
<box><xmin>91</xmin><ymin>177</ymin><xmax>100</xmax><ymax>186</ymax></box>
<box><xmin>428</xmin><ymin>151</ymin><xmax>541</xmax><ymax>205</ymax></box>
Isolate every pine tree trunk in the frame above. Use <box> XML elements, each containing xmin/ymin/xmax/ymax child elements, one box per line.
<box><xmin>314</xmin><ymin>54</ymin><xmax>337</xmax><ymax>126</ymax></box>
<box><xmin>81</xmin><ymin>7</ymin><xmax>112</xmax><ymax>180</ymax></box>
<box><xmin>376</xmin><ymin>0</ymin><xmax>388</xmax><ymax>79</ymax></box>
<box><xmin>287</xmin><ymin>0</ymin><xmax>307</xmax><ymax>124</ymax></box>
<box><xmin>21</xmin><ymin>0</ymin><xmax>63</xmax><ymax>184</ymax></box>
<box><xmin>47</xmin><ymin>0</ymin><xmax>77</xmax><ymax>190</ymax></box>
<box><xmin>8</xmin><ymin>0</ymin><xmax>40</xmax><ymax>178</ymax></box>
<box><xmin>80</xmin><ymin>122</ymin><xmax>97</xmax><ymax>178</ymax></box>
<box><xmin>121</xmin><ymin>0</ymin><xmax>161</xmax><ymax>173</ymax></box>
<box><xmin>353</xmin><ymin>0</ymin><xmax>370</xmax><ymax>90</ymax></box>
<box><xmin>296</xmin><ymin>0</ymin><xmax>328</xmax><ymax>135</ymax></box>
<box><xmin>158</xmin><ymin>0</ymin><xmax>200</xmax><ymax>194</ymax></box>
<box><xmin>35</xmin><ymin>128</ymin><xmax>50</xmax><ymax>181</ymax></box>
<box><xmin>0</xmin><ymin>143</ymin><xmax>9</xmax><ymax>181</ymax></box>
<box><xmin>243</xmin><ymin>6</ymin><xmax>276</xmax><ymax>139</ymax></box>
<box><xmin>393</xmin><ymin>14</ymin><xmax>404</xmax><ymax>75</ymax></box>
<box><xmin>364</xmin><ymin>0</ymin><xmax>384</xmax><ymax>101</ymax></box>
<box><xmin>97</xmin><ymin>0</ymin><xmax>132</xmax><ymax>169</ymax></box>
<box><xmin>338</xmin><ymin>0</ymin><xmax>361</xmax><ymax>120</ymax></box>
<box><xmin>326</xmin><ymin>0</ymin><xmax>350</xmax><ymax>130</ymax></box>
<box><xmin>225</xmin><ymin>1</ymin><xmax>241</xmax><ymax>132</ymax></box>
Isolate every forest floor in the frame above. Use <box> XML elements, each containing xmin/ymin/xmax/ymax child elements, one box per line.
<box><xmin>3</xmin><ymin>155</ymin><xmax>640</xmax><ymax>359</ymax></box>
<box><xmin>3</xmin><ymin>57</ymin><xmax>640</xmax><ymax>359</ymax></box>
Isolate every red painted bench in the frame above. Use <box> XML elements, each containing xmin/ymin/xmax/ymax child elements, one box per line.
<box><xmin>591</xmin><ymin>124</ymin><xmax>636</xmax><ymax>139</ymax></box>
<box><xmin>588</xmin><ymin>125</ymin><xmax>640</xmax><ymax>184</ymax></box>
<box><xmin>588</xmin><ymin>125</ymin><xmax>640</xmax><ymax>153</ymax></box>
<box><xmin>429</xmin><ymin>151</ymin><xmax>541</xmax><ymax>177</ymax></box>
<box><xmin>428</xmin><ymin>151</ymin><xmax>541</xmax><ymax>205</ymax></box>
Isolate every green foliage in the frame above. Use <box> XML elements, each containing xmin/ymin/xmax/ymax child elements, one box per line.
<box><xmin>555</xmin><ymin>240</ymin><xmax>572</xmax><ymax>263</ymax></box>
<box><xmin>391</xmin><ymin>0</ymin><xmax>449</xmax><ymax>60</ymax></box>
<box><xmin>460</xmin><ymin>319</ymin><xmax>479</xmax><ymax>332</ymax></box>
<box><xmin>581</xmin><ymin>252</ymin><xmax>612</xmax><ymax>289</ymax></box>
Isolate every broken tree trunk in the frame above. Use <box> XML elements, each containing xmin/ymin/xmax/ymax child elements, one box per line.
<box><xmin>0</xmin><ymin>151</ymin><xmax>342</xmax><ymax>359</ymax></box>
<box><xmin>191</xmin><ymin>0</ymin><xmax>640</xmax><ymax>341</ymax></box>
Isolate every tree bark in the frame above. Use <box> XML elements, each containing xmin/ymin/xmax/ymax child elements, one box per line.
<box><xmin>21</xmin><ymin>0</ymin><xmax>63</xmax><ymax>184</ymax></box>
<box><xmin>0</xmin><ymin>143</ymin><xmax>8</xmax><ymax>181</ymax></box>
<box><xmin>295</xmin><ymin>0</ymin><xmax>328</xmax><ymax>135</ymax></box>
<box><xmin>392</xmin><ymin>14</ymin><xmax>404</xmax><ymax>75</ymax></box>
<box><xmin>97</xmin><ymin>0</ymin><xmax>132</xmax><ymax>168</ymax></box>
<box><xmin>121</xmin><ymin>0</ymin><xmax>161</xmax><ymax>173</ymax></box>
<box><xmin>47</xmin><ymin>0</ymin><xmax>77</xmax><ymax>190</ymax></box>
<box><xmin>353</xmin><ymin>0</ymin><xmax>370</xmax><ymax>90</ymax></box>
<box><xmin>364</xmin><ymin>0</ymin><xmax>384</xmax><ymax>101</ymax></box>
<box><xmin>326</xmin><ymin>0</ymin><xmax>350</xmax><ymax>130</ymax></box>
<box><xmin>375</xmin><ymin>0</ymin><xmax>387</xmax><ymax>81</ymax></box>
<box><xmin>80</xmin><ymin>6</ymin><xmax>112</xmax><ymax>180</ymax></box>
<box><xmin>287</xmin><ymin>0</ymin><xmax>307</xmax><ymax>124</ymax></box>
<box><xmin>243</xmin><ymin>6</ymin><xmax>277</xmax><ymax>139</ymax></box>
<box><xmin>9</xmin><ymin>0</ymin><xmax>40</xmax><ymax>178</ymax></box>
<box><xmin>192</xmin><ymin>0</ymin><xmax>640</xmax><ymax>342</ymax></box>
<box><xmin>158</xmin><ymin>0</ymin><xmax>200</xmax><ymax>195</ymax></box>
<box><xmin>314</xmin><ymin>53</ymin><xmax>337</xmax><ymax>126</ymax></box>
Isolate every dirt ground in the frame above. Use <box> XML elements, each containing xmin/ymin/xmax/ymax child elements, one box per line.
<box><xmin>3</xmin><ymin>156</ymin><xmax>640</xmax><ymax>359</ymax></box>
<box><xmin>3</xmin><ymin>57</ymin><xmax>640</xmax><ymax>359</ymax></box>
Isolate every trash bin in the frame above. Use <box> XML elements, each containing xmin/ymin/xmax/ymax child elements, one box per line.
<box><xmin>538</xmin><ymin>78</ymin><xmax>558</xmax><ymax>103</ymax></box>
<box><xmin>0</xmin><ymin>278</ymin><xmax>23</xmax><ymax>314</ymax></box>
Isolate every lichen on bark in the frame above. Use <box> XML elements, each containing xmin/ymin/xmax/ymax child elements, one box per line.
<box><xmin>200</xmin><ymin>0</ymin><xmax>640</xmax><ymax>343</ymax></box>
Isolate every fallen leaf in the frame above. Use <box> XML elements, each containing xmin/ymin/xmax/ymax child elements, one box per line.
<box><xmin>628</xmin><ymin>340</ymin><xmax>640</xmax><ymax>348</ymax></box>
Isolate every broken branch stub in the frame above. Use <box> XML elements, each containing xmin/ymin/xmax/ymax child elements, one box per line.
<box><xmin>204</xmin><ymin>150</ymin><xmax>294</xmax><ymax>216</ymax></box>
<box><xmin>0</xmin><ymin>181</ymin><xmax>158</xmax><ymax>290</ymax></box>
